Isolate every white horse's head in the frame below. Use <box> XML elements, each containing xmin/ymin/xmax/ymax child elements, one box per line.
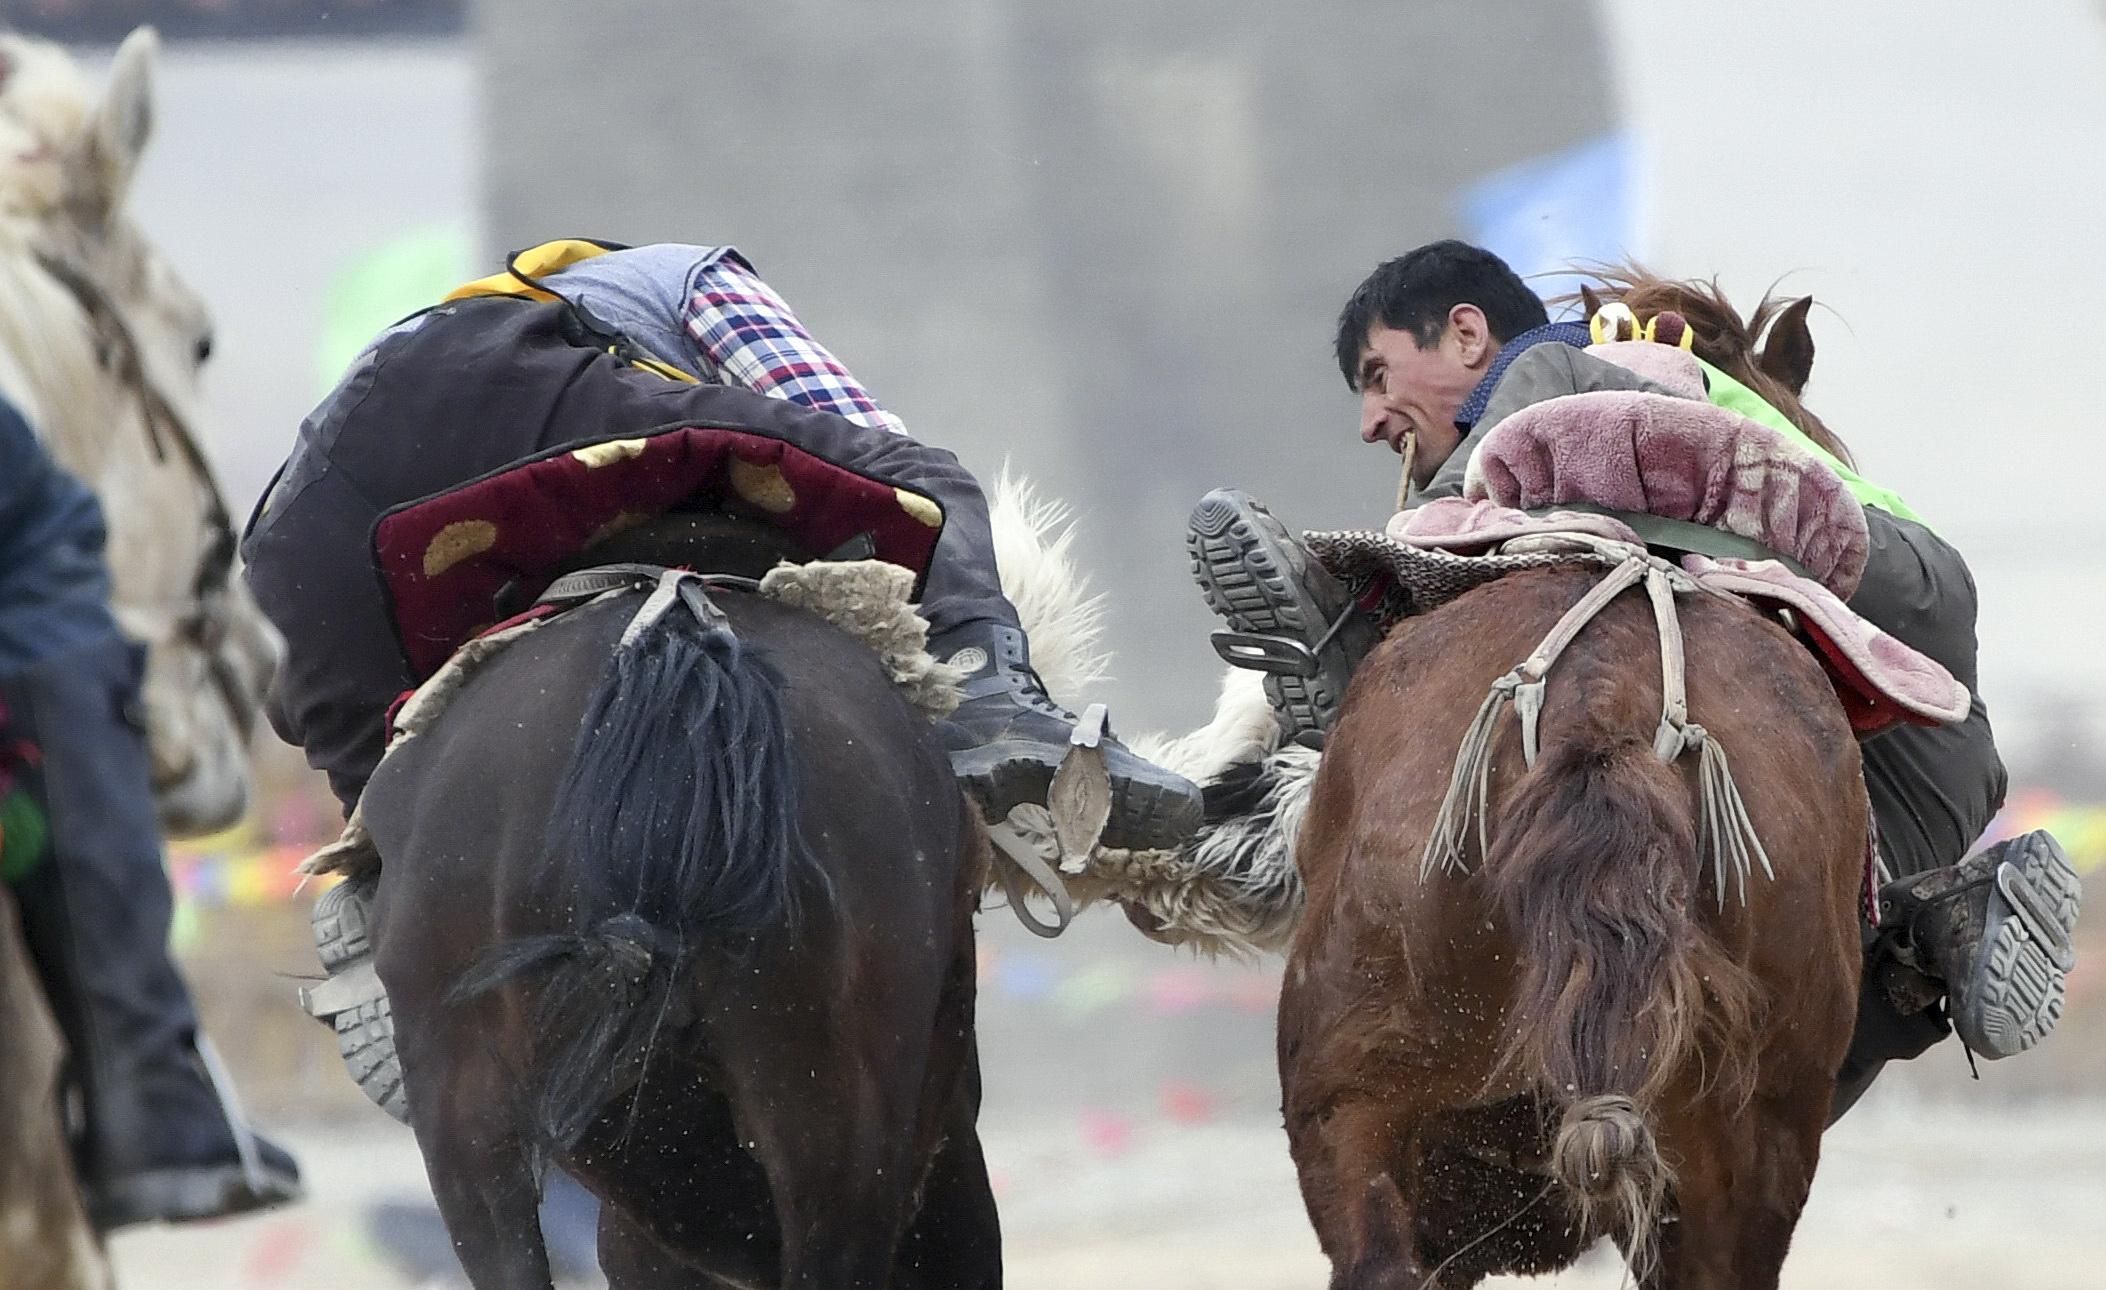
<box><xmin>0</xmin><ymin>28</ymin><xmax>279</xmax><ymax>837</ymax></box>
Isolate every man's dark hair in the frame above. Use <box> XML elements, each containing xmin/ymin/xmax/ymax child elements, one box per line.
<box><xmin>1333</xmin><ymin>240</ymin><xmax>1549</xmax><ymax>387</ymax></box>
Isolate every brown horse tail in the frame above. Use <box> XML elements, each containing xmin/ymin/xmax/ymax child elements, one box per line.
<box><xmin>1486</xmin><ymin>683</ymin><xmax>1758</xmax><ymax>1263</ymax></box>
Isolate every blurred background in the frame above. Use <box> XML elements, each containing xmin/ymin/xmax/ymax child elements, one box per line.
<box><xmin>7</xmin><ymin>0</ymin><xmax>2102</xmax><ymax>1285</ymax></box>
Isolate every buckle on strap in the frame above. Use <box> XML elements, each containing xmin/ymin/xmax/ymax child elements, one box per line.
<box><xmin>1069</xmin><ymin>703</ymin><xmax>1110</xmax><ymax>749</ymax></box>
<box><xmin>1211</xmin><ymin>630</ymin><xmax>1320</xmax><ymax>677</ymax></box>
<box><xmin>537</xmin><ymin>562</ymin><xmax>669</xmax><ymax>606</ymax></box>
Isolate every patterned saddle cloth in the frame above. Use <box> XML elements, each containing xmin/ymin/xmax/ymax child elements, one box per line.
<box><xmin>372</xmin><ymin>426</ymin><xmax>946</xmax><ymax>679</ymax></box>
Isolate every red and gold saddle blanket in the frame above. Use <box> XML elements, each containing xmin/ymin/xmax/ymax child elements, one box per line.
<box><xmin>371</xmin><ymin>426</ymin><xmax>944</xmax><ymax>679</ymax></box>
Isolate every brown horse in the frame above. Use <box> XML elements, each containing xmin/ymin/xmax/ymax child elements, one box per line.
<box><xmin>0</xmin><ymin>886</ymin><xmax>109</xmax><ymax>1290</ymax></box>
<box><xmin>1280</xmin><ymin>278</ymin><xmax>1869</xmax><ymax>1287</ymax></box>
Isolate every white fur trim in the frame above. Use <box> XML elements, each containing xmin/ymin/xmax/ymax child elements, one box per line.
<box><xmin>988</xmin><ymin>466</ymin><xmax>1111</xmax><ymax>700</ymax></box>
<box><xmin>1131</xmin><ymin>666</ymin><xmax>1283</xmax><ymax>782</ymax></box>
<box><xmin>1069</xmin><ymin>743</ymin><xmax>1315</xmax><ymax>958</ymax></box>
<box><xmin>758</xmin><ymin>559</ymin><xmax>964</xmax><ymax>718</ymax></box>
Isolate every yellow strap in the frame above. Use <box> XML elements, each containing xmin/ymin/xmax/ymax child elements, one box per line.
<box><xmin>624</xmin><ymin>352</ymin><xmax>700</xmax><ymax>384</ymax></box>
<box><xmin>442</xmin><ymin>238</ymin><xmax>623</xmax><ymax>303</ymax></box>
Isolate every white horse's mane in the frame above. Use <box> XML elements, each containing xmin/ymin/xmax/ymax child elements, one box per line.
<box><xmin>0</xmin><ymin>223</ymin><xmax>126</xmax><ymax>482</ymax></box>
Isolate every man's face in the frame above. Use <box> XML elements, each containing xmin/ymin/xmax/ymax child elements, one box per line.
<box><xmin>1355</xmin><ymin>308</ymin><xmax>1496</xmax><ymax>487</ymax></box>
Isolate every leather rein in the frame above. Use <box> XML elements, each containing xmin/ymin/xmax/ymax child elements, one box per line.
<box><xmin>33</xmin><ymin>249</ymin><xmax>253</xmax><ymax>732</ymax></box>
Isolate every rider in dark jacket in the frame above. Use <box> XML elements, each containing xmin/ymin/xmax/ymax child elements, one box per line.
<box><xmin>1188</xmin><ymin>241</ymin><xmax>2078</xmax><ymax>1112</ymax></box>
<box><xmin>0</xmin><ymin>395</ymin><xmax>301</xmax><ymax>1229</ymax></box>
<box><xmin>243</xmin><ymin>241</ymin><xmax>1202</xmax><ymax>851</ymax></box>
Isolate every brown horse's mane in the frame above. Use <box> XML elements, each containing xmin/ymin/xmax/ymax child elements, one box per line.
<box><xmin>1561</xmin><ymin>265</ymin><xmax>1858</xmax><ymax>468</ymax></box>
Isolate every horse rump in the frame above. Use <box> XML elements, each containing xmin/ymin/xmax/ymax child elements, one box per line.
<box><xmin>450</xmin><ymin>588</ymin><xmax>809</xmax><ymax>1155</ymax></box>
<box><xmin>1487</xmin><ymin>709</ymin><xmax>1758</xmax><ymax>1265</ymax></box>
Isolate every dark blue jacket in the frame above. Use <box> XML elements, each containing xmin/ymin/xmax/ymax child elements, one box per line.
<box><xmin>0</xmin><ymin>395</ymin><xmax>121</xmax><ymax>677</ymax></box>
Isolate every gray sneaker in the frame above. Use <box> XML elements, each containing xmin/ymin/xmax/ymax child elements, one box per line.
<box><xmin>1187</xmin><ymin>489</ymin><xmax>1379</xmax><ymax>742</ymax></box>
<box><xmin>1881</xmin><ymin>829</ymin><xmax>2082</xmax><ymax>1059</ymax></box>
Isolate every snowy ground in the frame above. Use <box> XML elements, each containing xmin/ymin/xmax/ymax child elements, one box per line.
<box><xmin>109</xmin><ymin>1096</ymin><xmax>2106</xmax><ymax>1289</ymax></box>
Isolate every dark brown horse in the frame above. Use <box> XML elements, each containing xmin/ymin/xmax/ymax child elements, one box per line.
<box><xmin>0</xmin><ymin>886</ymin><xmax>109</xmax><ymax>1290</ymax></box>
<box><xmin>359</xmin><ymin>531</ymin><xmax>1001</xmax><ymax>1288</ymax></box>
<box><xmin>1280</xmin><ymin>279</ymin><xmax>1869</xmax><ymax>1287</ymax></box>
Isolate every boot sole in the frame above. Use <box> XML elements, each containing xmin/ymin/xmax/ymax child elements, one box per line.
<box><xmin>311</xmin><ymin>879</ymin><xmax>410</xmax><ymax>1122</ymax></box>
<box><xmin>953</xmin><ymin>744</ymin><xmax>1201</xmax><ymax>853</ymax></box>
<box><xmin>1961</xmin><ymin>834</ymin><xmax>2082</xmax><ymax>1058</ymax></box>
<box><xmin>1187</xmin><ymin>493</ymin><xmax>1340</xmax><ymax>738</ymax></box>
<box><xmin>311</xmin><ymin>875</ymin><xmax>374</xmax><ymax>974</ymax></box>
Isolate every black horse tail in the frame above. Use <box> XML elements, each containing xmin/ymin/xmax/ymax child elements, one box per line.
<box><xmin>451</xmin><ymin>587</ymin><xmax>807</xmax><ymax>1153</ymax></box>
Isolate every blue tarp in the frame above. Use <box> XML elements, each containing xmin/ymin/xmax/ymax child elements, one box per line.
<box><xmin>1458</xmin><ymin>130</ymin><xmax>1642</xmax><ymax>311</ymax></box>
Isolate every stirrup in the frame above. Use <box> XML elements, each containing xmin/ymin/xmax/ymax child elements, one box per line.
<box><xmin>1210</xmin><ymin>597</ymin><xmax>1364</xmax><ymax>679</ymax></box>
<box><xmin>1211</xmin><ymin>629</ymin><xmax>1320</xmax><ymax>677</ymax></box>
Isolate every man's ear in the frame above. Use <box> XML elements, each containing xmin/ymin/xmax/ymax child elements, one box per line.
<box><xmin>1758</xmin><ymin>296</ymin><xmax>1816</xmax><ymax>396</ymax></box>
<box><xmin>1448</xmin><ymin>303</ymin><xmax>1495</xmax><ymax>366</ymax></box>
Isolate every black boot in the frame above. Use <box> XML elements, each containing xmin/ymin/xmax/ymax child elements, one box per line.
<box><xmin>1188</xmin><ymin>489</ymin><xmax>1381</xmax><ymax>744</ymax></box>
<box><xmin>932</xmin><ymin>621</ymin><xmax>1201</xmax><ymax>851</ymax></box>
<box><xmin>1</xmin><ymin>638</ymin><xmax>302</xmax><ymax>1231</ymax></box>
<box><xmin>1877</xmin><ymin>829</ymin><xmax>2081</xmax><ymax>1060</ymax></box>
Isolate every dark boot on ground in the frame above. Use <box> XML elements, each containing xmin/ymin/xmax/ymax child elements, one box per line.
<box><xmin>933</xmin><ymin>620</ymin><xmax>1201</xmax><ymax>852</ymax></box>
<box><xmin>1</xmin><ymin>638</ymin><xmax>302</xmax><ymax>1231</ymax></box>
<box><xmin>69</xmin><ymin>1036</ymin><xmax>305</xmax><ymax>1231</ymax></box>
<box><xmin>1187</xmin><ymin>488</ymin><xmax>1380</xmax><ymax>743</ymax></box>
<box><xmin>1878</xmin><ymin>828</ymin><xmax>2081</xmax><ymax>1061</ymax></box>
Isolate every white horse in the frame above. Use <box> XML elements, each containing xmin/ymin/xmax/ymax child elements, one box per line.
<box><xmin>0</xmin><ymin>27</ymin><xmax>277</xmax><ymax>837</ymax></box>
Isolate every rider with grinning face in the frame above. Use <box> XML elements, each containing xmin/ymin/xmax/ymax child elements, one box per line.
<box><xmin>1188</xmin><ymin>239</ymin><xmax>2080</xmax><ymax>1113</ymax></box>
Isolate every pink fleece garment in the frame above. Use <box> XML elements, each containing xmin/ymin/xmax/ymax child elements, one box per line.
<box><xmin>1458</xmin><ymin>387</ymin><xmax>1870</xmax><ymax>597</ymax></box>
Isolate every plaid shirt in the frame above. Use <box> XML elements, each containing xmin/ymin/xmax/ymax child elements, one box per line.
<box><xmin>685</xmin><ymin>257</ymin><xmax>906</xmax><ymax>435</ymax></box>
